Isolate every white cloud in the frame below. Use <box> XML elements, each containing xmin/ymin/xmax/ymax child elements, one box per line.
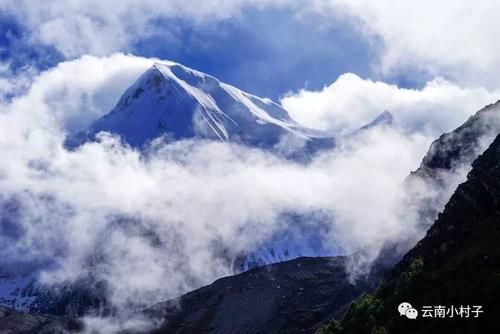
<box><xmin>0</xmin><ymin>52</ymin><xmax>497</xmax><ymax>329</ymax></box>
<box><xmin>0</xmin><ymin>0</ymin><xmax>303</xmax><ymax>57</ymax></box>
<box><xmin>4</xmin><ymin>53</ymin><xmax>156</xmax><ymax>134</ymax></box>
<box><xmin>1</xmin><ymin>0</ymin><xmax>499</xmax><ymax>326</ymax></box>
<box><xmin>0</xmin><ymin>53</ymin><xmax>449</xmax><ymax>313</ymax></box>
<box><xmin>3</xmin><ymin>0</ymin><xmax>500</xmax><ymax>91</ymax></box>
<box><xmin>282</xmin><ymin>73</ymin><xmax>500</xmax><ymax>136</ymax></box>
<box><xmin>317</xmin><ymin>0</ymin><xmax>500</xmax><ymax>87</ymax></box>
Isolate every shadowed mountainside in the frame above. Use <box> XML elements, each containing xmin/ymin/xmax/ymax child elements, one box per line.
<box><xmin>320</xmin><ymin>132</ymin><xmax>500</xmax><ymax>334</ymax></box>
<box><xmin>139</xmin><ymin>256</ymin><xmax>383</xmax><ymax>334</ymax></box>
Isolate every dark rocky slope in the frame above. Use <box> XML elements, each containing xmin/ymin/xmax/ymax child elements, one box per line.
<box><xmin>0</xmin><ymin>256</ymin><xmax>380</xmax><ymax>334</ymax></box>
<box><xmin>377</xmin><ymin>100</ymin><xmax>500</xmax><ymax>266</ymax></box>
<box><xmin>321</xmin><ymin>132</ymin><xmax>500</xmax><ymax>334</ymax></box>
<box><xmin>407</xmin><ymin>100</ymin><xmax>500</xmax><ymax>229</ymax></box>
<box><xmin>139</xmin><ymin>256</ymin><xmax>380</xmax><ymax>334</ymax></box>
<box><xmin>417</xmin><ymin>100</ymin><xmax>500</xmax><ymax>175</ymax></box>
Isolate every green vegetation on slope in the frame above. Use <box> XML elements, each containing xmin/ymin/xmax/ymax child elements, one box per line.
<box><xmin>320</xmin><ymin>133</ymin><xmax>500</xmax><ymax>334</ymax></box>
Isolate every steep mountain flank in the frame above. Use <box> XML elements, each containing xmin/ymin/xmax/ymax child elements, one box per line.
<box><xmin>417</xmin><ymin>100</ymin><xmax>500</xmax><ymax>174</ymax></box>
<box><xmin>407</xmin><ymin>100</ymin><xmax>500</xmax><ymax>229</ymax></box>
<box><xmin>321</xmin><ymin>132</ymin><xmax>500</xmax><ymax>334</ymax></box>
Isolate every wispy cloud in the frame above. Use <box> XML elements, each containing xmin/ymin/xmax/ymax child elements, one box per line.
<box><xmin>0</xmin><ymin>0</ymin><xmax>303</xmax><ymax>57</ymax></box>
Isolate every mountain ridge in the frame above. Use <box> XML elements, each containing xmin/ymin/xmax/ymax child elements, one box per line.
<box><xmin>321</xmin><ymin>122</ymin><xmax>500</xmax><ymax>334</ymax></box>
<box><xmin>66</xmin><ymin>62</ymin><xmax>332</xmax><ymax>153</ymax></box>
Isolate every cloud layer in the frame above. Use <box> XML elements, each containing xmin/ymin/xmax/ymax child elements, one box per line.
<box><xmin>0</xmin><ymin>54</ymin><xmax>495</xmax><ymax>317</ymax></box>
<box><xmin>319</xmin><ymin>0</ymin><xmax>500</xmax><ymax>87</ymax></box>
<box><xmin>282</xmin><ymin>73</ymin><xmax>500</xmax><ymax>135</ymax></box>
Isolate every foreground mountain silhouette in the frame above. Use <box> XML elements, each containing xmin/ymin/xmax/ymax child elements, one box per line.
<box><xmin>140</xmin><ymin>256</ymin><xmax>382</xmax><ymax>334</ymax></box>
<box><xmin>0</xmin><ymin>256</ymin><xmax>384</xmax><ymax>334</ymax></box>
<box><xmin>382</xmin><ymin>101</ymin><xmax>500</xmax><ymax>260</ymax></box>
<box><xmin>135</xmin><ymin>100</ymin><xmax>500</xmax><ymax>333</ymax></box>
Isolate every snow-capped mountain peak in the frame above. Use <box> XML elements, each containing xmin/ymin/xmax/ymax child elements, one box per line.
<box><xmin>67</xmin><ymin>62</ymin><xmax>325</xmax><ymax>149</ymax></box>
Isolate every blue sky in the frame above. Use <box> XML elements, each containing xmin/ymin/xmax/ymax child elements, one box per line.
<box><xmin>0</xmin><ymin>6</ymin><xmax>421</xmax><ymax>101</ymax></box>
<box><xmin>2</xmin><ymin>1</ymin><xmax>500</xmax><ymax>95</ymax></box>
<box><xmin>133</xmin><ymin>8</ymin><xmax>376</xmax><ymax>99</ymax></box>
<box><xmin>0</xmin><ymin>13</ymin><xmax>62</xmax><ymax>72</ymax></box>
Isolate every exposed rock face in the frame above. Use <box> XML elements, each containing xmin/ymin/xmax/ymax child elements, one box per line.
<box><xmin>408</xmin><ymin>100</ymin><xmax>500</xmax><ymax>229</ymax></box>
<box><xmin>321</xmin><ymin>132</ymin><xmax>500</xmax><ymax>334</ymax></box>
<box><xmin>0</xmin><ymin>306</ymin><xmax>82</xmax><ymax>334</ymax></box>
<box><xmin>418</xmin><ymin>100</ymin><xmax>500</xmax><ymax>173</ymax></box>
<box><xmin>139</xmin><ymin>256</ymin><xmax>380</xmax><ymax>334</ymax></box>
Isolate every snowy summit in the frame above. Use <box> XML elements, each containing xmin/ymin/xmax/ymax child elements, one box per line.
<box><xmin>67</xmin><ymin>62</ymin><xmax>331</xmax><ymax>150</ymax></box>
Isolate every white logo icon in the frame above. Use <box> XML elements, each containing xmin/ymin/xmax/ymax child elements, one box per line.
<box><xmin>398</xmin><ymin>302</ymin><xmax>418</xmax><ymax>319</ymax></box>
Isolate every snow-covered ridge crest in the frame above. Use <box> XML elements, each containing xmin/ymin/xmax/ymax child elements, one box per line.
<box><xmin>152</xmin><ymin>62</ymin><xmax>235</xmax><ymax>141</ymax></box>
<box><xmin>152</xmin><ymin>61</ymin><xmax>298</xmax><ymax>127</ymax></box>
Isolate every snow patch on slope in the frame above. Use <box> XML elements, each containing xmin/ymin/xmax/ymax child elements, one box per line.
<box><xmin>0</xmin><ymin>275</ymin><xmax>37</xmax><ymax>311</ymax></box>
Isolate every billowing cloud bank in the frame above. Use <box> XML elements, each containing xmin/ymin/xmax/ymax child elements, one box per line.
<box><xmin>282</xmin><ymin>73</ymin><xmax>499</xmax><ymax>135</ymax></box>
<box><xmin>0</xmin><ymin>54</ymin><xmax>496</xmax><ymax>318</ymax></box>
<box><xmin>323</xmin><ymin>0</ymin><xmax>500</xmax><ymax>87</ymax></box>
